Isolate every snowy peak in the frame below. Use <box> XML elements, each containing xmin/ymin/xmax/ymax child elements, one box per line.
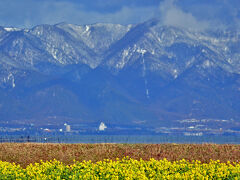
<box><xmin>4</xmin><ymin>27</ymin><xmax>22</xmax><ymax>32</ymax></box>
<box><xmin>56</xmin><ymin>22</ymin><xmax>132</xmax><ymax>53</ymax></box>
<box><xmin>103</xmin><ymin>20</ymin><xmax>240</xmax><ymax>79</ymax></box>
<box><xmin>29</xmin><ymin>24</ymin><xmax>100</xmax><ymax>68</ymax></box>
<box><xmin>0</xmin><ymin>19</ymin><xmax>239</xmax><ymax>76</ymax></box>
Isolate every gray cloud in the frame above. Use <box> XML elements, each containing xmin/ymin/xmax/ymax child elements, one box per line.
<box><xmin>0</xmin><ymin>0</ymin><xmax>159</xmax><ymax>28</ymax></box>
<box><xmin>158</xmin><ymin>0</ymin><xmax>210</xmax><ymax>30</ymax></box>
<box><xmin>0</xmin><ymin>0</ymin><xmax>239</xmax><ymax>30</ymax></box>
<box><xmin>158</xmin><ymin>0</ymin><xmax>240</xmax><ymax>30</ymax></box>
<box><xmin>176</xmin><ymin>0</ymin><xmax>240</xmax><ymax>29</ymax></box>
<box><xmin>39</xmin><ymin>1</ymin><xmax>158</xmax><ymax>26</ymax></box>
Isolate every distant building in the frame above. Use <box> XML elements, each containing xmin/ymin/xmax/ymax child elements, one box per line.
<box><xmin>99</xmin><ymin>122</ymin><xmax>107</xmax><ymax>131</ymax></box>
<box><xmin>66</xmin><ymin>125</ymin><xmax>71</xmax><ymax>132</ymax></box>
<box><xmin>43</xmin><ymin>128</ymin><xmax>51</xmax><ymax>132</ymax></box>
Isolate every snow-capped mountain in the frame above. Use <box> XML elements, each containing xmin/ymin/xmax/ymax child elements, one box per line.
<box><xmin>0</xmin><ymin>19</ymin><xmax>239</xmax><ymax>128</ymax></box>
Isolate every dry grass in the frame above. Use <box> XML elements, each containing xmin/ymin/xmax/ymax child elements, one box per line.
<box><xmin>0</xmin><ymin>143</ymin><xmax>239</xmax><ymax>167</ymax></box>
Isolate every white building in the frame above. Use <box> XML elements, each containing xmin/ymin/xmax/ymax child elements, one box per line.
<box><xmin>99</xmin><ymin>122</ymin><xmax>107</xmax><ymax>131</ymax></box>
<box><xmin>66</xmin><ymin>125</ymin><xmax>71</xmax><ymax>132</ymax></box>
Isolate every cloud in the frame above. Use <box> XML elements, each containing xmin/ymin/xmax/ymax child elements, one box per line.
<box><xmin>172</xmin><ymin>0</ymin><xmax>240</xmax><ymax>29</ymax></box>
<box><xmin>0</xmin><ymin>0</ymin><xmax>159</xmax><ymax>28</ymax></box>
<box><xmin>158</xmin><ymin>0</ymin><xmax>210</xmax><ymax>30</ymax></box>
<box><xmin>39</xmin><ymin>1</ymin><xmax>158</xmax><ymax>26</ymax></box>
<box><xmin>0</xmin><ymin>0</ymin><xmax>239</xmax><ymax>30</ymax></box>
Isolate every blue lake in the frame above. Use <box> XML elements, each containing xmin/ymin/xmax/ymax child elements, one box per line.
<box><xmin>0</xmin><ymin>135</ymin><xmax>240</xmax><ymax>144</ymax></box>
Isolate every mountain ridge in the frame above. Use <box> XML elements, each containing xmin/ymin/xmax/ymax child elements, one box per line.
<box><xmin>0</xmin><ymin>19</ymin><xmax>239</xmax><ymax>130</ymax></box>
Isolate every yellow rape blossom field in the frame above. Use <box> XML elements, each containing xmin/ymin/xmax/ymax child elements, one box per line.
<box><xmin>0</xmin><ymin>143</ymin><xmax>240</xmax><ymax>179</ymax></box>
<box><xmin>0</xmin><ymin>157</ymin><xmax>240</xmax><ymax>179</ymax></box>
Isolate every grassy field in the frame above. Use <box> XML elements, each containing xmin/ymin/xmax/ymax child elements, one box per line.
<box><xmin>0</xmin><ymin>143</ymin><xmax>239</xmax><ymax>168</ymax></box>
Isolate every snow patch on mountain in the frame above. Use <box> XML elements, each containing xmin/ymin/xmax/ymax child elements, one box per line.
<box><xmin>4</xmin><ymin>27</ymin><xmax>21</xmax><ymax>32</ymax></box>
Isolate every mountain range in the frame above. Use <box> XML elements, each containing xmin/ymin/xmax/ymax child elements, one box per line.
<box><xmin>0</xmin><ymin>19</ymin><xmax>240</xmax><ymax>129</ymax></box>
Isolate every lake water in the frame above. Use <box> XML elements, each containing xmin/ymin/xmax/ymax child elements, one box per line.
<box><xmin>0</xmin><ymin>135</ymin><xmax>240</xmax><ymax>144</ymax></box>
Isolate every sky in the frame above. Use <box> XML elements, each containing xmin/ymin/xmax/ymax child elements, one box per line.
<box><xmin>0</xmin><ymin>0</ymin><xmax>239</xmax><ymax>30</ymax></box>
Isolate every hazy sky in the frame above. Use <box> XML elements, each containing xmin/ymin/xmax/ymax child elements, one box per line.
<box><xmin>0</xmin><ymin>0</ymin><xmax>239</xmax><ymax>29</ymax></box>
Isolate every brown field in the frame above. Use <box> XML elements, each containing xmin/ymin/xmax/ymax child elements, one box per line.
<box><xmin>0</xmin><ymin>143</ymin><xmax>239</xmax><ymax>167</ymax></box>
